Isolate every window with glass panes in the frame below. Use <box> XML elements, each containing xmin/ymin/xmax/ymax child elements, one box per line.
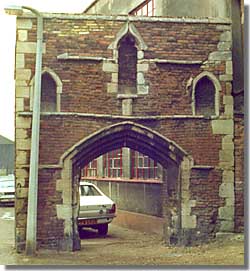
<box><xmin>130</xmin><ymin>0</ymin><xmax>155</xmax><ymax>16</ymax></box>
<box><xmin>82</xmin><ymin>159</ymin><xmax>97</xmax><ymax>177</ymax></box>
<box><xmin>103</xmin><ymin>149</ymin><xmax>123</xmax><ymax>178</ymax></box>
<box><xmin>131</xmin><ymin>150</ymin><xmax>158</xmax><ymax>179</ymax></box>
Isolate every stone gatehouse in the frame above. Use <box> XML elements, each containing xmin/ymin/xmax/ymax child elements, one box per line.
<box><xmin>14</xmin><ymin>12</ymin><xmax>242</xmax><ymax>252</ymax></box>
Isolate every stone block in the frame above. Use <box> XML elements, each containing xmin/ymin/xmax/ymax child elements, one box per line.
<box><xmin>57</xmin><ymin>204</ymin><xmax>72</xmax><ymax>219</ymax></box>
<box><xmin>217</xmin><ymin>41</ymin><xmax>231</xmax><ymax>51</ymax></box>
<box><xmin>218</xmin><ymin>206</ymin><xmax>234</xmax><ymax>220</ymax></box>
<box><xmin>137</xmin><ymin>50</ymin><xmax>144</xmax><ymax>59</ymax></box>
<box><xmin>225</xmin><ymin>82</ymin><xmax>232</xmax><ymax>94</ymax></box>
<box><xmin>219</xmin><ymin>149</ymin><xmax>234</xmax><ymax>163</ymax></box>
<box><xmin>223</xmin><ymin>95</ymin><xmax>233</xmax><ymax>105</ymax></box>
<box><xmin>16</xmin><ymin>86</ymin><xmax>30</xmax><ymax>98</ymax></box>
<box><xmin>216</xmin><ymin>25</ymin><xmax>231</xmax><ymax>31</ymax></box>
<box><xmin>212</xmin><ymin>120</ymin><xmax>233</xmax><ymax>135</ymax></box>
<box><xmin>16</xmin><ymin>150</ymin><xmax>28</xmax><ymax>166</ymax></box>
<box><xmin>219</xmin><ymin>74</ymin><xmax>233</xmax><ymax>82</ymax></box>
<box><xmin>56</xmin><ymin>179</ymin><xmax>63</xmax><ymax>192</ymax></box>
<box><xmin>16</xmin><ymin>117</ymin><xmax>31</xmax><ymax>129</ymax></box>
<box><xmin>16</xmin><ymin>187</ymin><xmax>28</xmax><ymax>198</ymax></box>
<box><xmin>16</xmin><ymin>98</ymin><xmax>24</xmax><ymax>112</ymax></box>
<box><xmin>222</xmin><ymin>142</ymin><xmax>234</xmax><ymax>151</ymax></box>
<box><xmin>17</xmin><ymin>19</ymin><xmax>32</xmax><ymax>30</ymax></box>
<box><xmin>137</xmin><ymin>63</ymin><xmax>149</xmax><ymax>72</ymax></box>
<box><xmin>15</xmin><ymin>54</ymin><xmax>25</xmax><ymax>69</ymax></box>
<box><xmin>15</xmin><ymin>199</ymin><xmax>26</xmax><ymax>213</ymax></box>
<box><xmin>208</xmin><ymin>51</ymin><xmax>232</xmax><ymax>61</ymax></box>
<box><xmin>15</xmin><ymin>69</ymin><xmax>32</xmax><ymax>81</ymax></box>
<box><xmin>224</xmin><ymin>104</ymin><xmax>234</xmax><ymax>117</ymax></box>
<box><xmin>222</xmin><ymin>135</ymin><xmax>233</xmax><ymax>144</ymax></box>
<box><xmin>219</xmin><ymin>183</ymin><xmax>234</xmax><ymax>198</ymax></box>
<box><xmin>16</xmin><ymin>42</ymin><xmax>46</xmax><ymax>54</ymax></box>
<box><xmin>226</xmin><ymin>61</ymin><xmax>233</xmax><ymax>75</ymax></box>
<box><xmin>137</xmin><ymin>84</ymin><xmax>149</xmax><ymax>94</ymax></box>
<box><xmin>220</xmin><ymin>31</ymin><xmax>232</xmax><ymax>42</ymax></box>
<box><xmin>102</xmin><ymin>62</ymin><xmax>118</xmax><ymax>73</ymax></box>
<box><xmin>18</xmin><ymin>30</ymin><xmax>28</xmax><ymax>42</ymax></box>
<box><xmin>16</xmin><ymin>178</ymin><xmax>25</xmax><ymax>188</ymax></box>
<box><xmin>111</xmin><ymin>72</ymin><xmax>118</xmax><ymax>83</ymax></box>
<box><xmin>182</xmin><ymin>215</ymin><xmax>196</xmax><ymax>229</ymax></box>
<box><xmin>107</xmin><ymin>83</ymin><xmax>118</xmax><ymax>93</ymax></box>
<box><xmin>122</xmin><ymin>98</ymin><xmax>132</xmax><ymax>116</ymax></box>
<box><xmin>15</xmin><ymin>168</ymin><xmax>28</xmax><ymax>179</ymax></box>
<box><xmin>222</xmin><ymin>170</ymin><xmax>234</xmax><ymax>183</ymax></box>
<box><xmin>16</xmin><ymin>80</ymin><xmax>28</xmax><ymax>87</ymax></box>
<box><xmin>225</xmin><ymin>197</ymin><xmax>235</xmax><ymax>206</ymax></box>
<box><xmin>16</xmin><ymin>138</ymin><xmax>31</xmax><ymax>150</ymax></box>
<box><xmin>16</xmin><ymin>128</ymin><xmax>28</xmax><ymax>139</ymax></box>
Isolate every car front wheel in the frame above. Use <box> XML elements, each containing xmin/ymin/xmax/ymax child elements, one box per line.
<box><xmin>98</xmin><ymin>224</ymin><xmax>108</xmax><ymax>235</ymax></box>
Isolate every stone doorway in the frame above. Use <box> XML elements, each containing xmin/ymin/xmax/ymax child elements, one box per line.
<box><xmin>57</xmin><ymin>121</ymin><xmax>194</xmax><ymax>251</ymax></box>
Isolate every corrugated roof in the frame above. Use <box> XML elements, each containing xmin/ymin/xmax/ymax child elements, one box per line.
<box><xmin>0</xmin><ymin>135</ymin><xmax>14</xmax><ymax>145</ymax></box>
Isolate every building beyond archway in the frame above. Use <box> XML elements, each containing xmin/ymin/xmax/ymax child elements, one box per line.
<box><xmin>57</xmin><ymin>122</ymin><xmax>194</xmax><ymax>250</ymax></box>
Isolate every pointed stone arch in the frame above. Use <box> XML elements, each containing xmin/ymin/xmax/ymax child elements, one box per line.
<box><xmin>108</xmin><ymin>21</ymin><xmax>148</xmax><ymax>52</ymax></box>
<box><xmin>56</xmin><ymin>121</ymin><xmax>195</xmax><ymax>251</ymax></box>
<box><xmin>192</xmin><ymin>71</ymin><xmax>221</xmax><ymax>116</ymax></box>
<box><xmin>29</xmin><ymin>67</ymin><xmax>63</xmax><ymax>112</ymax></box>
<box><xmin>104</xmin><ymin>22</ymin><xmax>149</xmax><ymax>97</ymax></box>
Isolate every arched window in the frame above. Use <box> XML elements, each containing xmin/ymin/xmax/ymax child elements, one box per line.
<box><xmin>195</xmin><ymin>76</ymin><xmax>215</xmax><ymax>115</ymax></box>
<box><xmin>29</xmin><ymin>68</ymin><xmax>62</xmax><ymax>112</ymax></box>
<box><xmin>118</xmin><ymin>34</ymin><xmax>137</xmax><ymax>94</ymax></box>
<box><xmin>192</xmin><ymin>72</ymin><xmax>221</xmax><ymax>116</ymax></box>
<box><xmin>41</xmin><ymin>73</ymin><xmax>57</xmax><ymax>112</ymax></box>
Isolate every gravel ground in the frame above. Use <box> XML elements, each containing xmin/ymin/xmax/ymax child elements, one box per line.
<box><xmin>0</xmin><ymin>207</ymin><xmax>245</xmax><ymax>267</ymax></box>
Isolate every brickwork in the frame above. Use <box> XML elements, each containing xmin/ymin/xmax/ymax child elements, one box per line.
<box><xmin>13</xmin><ymin>14</ymin><xmax>241</xmax><ymax>251</ymax></box>
<box><xmin>234</xmin><ymin>114</ymin><xmax>244</xmax><ymax>232</ymax></box>
<box><xmin>190</xmin><ymin>168</ymin><xmax>224</xmax><ymax>241</ymax></box>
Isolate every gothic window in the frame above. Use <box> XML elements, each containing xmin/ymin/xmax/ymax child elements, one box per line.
<box><xmin>194</xmin><ymin>76</ymin><xmax>216</xmax><ymax>116</ymax></box>
<box><xmin>118</xmin><ymin>34</ymin><xmax>137</xmax><ymax>94</ymax></box>
<box><xmin>41</xmin><ymin>73</ymin><xmax>57</xmax><ymax>112</ymax></box>
<box><xmin>30</xmin><ymin>68</ymin><xmax>62</xmax><ymax>112</ymax></box>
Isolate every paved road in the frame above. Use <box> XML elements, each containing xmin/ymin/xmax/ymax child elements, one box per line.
<box><xmin>0</xmin><ymin>207</ymin><xmax>245</xmax><ymax>266</ymax></box>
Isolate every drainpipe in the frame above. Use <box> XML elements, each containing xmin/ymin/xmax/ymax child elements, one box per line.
<box><xmin>5</xmin><ymin>5</ymin><xmax>43</xmax><ymax>256</ymax></box>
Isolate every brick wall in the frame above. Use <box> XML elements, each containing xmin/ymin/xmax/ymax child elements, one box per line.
<box><xmin>14</xmin><ymin>15</ymin><xmax>240</xmax><ymax>250</ymax></box>
<box><xmin>23</xmin><ymin>18</ymin><xmax>227</xmax><ymax>116</ymax></box>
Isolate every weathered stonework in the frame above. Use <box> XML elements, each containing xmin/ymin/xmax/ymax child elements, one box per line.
<box><xmin>13</xmin><ymin>14</ymin><xmax>241</xmax><ymax>251</ymax></box>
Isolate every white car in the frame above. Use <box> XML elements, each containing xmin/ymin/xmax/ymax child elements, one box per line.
<box><xmin>78</xmin><ymin>181</ymin><xmax>116</xmax><ymax>235</ymax></box>
<box><xmin>0</xmin><ymin>174</ymin><xmax>15</xmax><ymax>205</ymax></box>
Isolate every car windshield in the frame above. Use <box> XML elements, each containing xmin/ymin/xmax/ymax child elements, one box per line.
<box><xmin>0</xmin><ymin>181</ymin><xmax>14</xmax><ymax>189</ymax></box>
<box><xmin>80</xmin><ymin>185</ymin><xmax>101</xmax><ymax>196</ymax></box>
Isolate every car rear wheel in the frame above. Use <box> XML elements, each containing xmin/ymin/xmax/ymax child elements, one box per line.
<box><xmin>98</xmin><ymin>224</ymin><xmax>108</xmax><ymax>235</ymax></box>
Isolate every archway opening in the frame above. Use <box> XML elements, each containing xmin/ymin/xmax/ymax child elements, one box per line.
<box><xmin>59</xmin><ymin>122</ymin><xmax>192</xmax><ymax>251</ymax></box>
